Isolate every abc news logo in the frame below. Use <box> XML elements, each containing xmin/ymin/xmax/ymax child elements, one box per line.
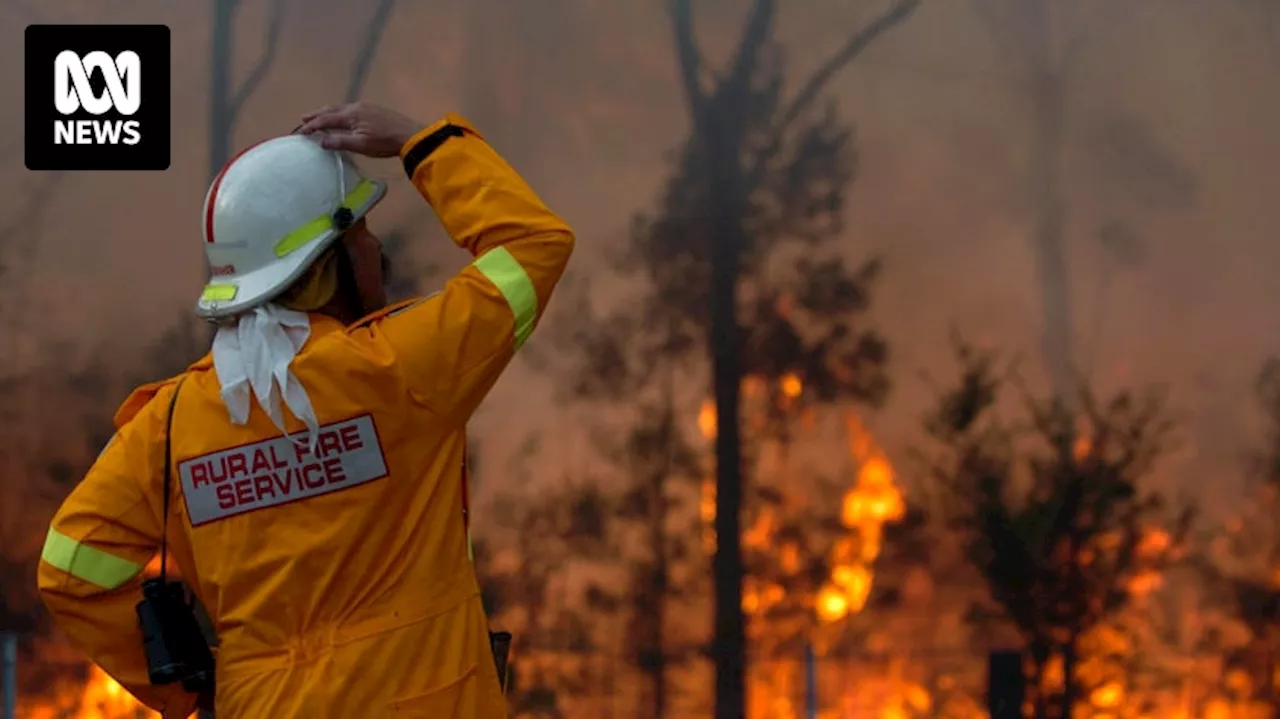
<box><xmin>54</xmin><ymin>50</ymin><xmax>143</xmax><ymax>146</ymax></box>
<box><xmin>25</xmin><ymin>25</ymin><xmax>170</xmax><ymax>171</ymax></box>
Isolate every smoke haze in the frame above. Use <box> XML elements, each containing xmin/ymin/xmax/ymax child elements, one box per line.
<box><xmin>1</xmin><ymin>0</ymin><xmax>1276</xmax><ymax>521</ymax></box>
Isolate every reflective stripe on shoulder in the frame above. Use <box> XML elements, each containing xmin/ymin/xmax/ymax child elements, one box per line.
<box><xmin>41</xmin><ymin>527</ymin><xmax>144</xmax><ymax>590</ymax></box>
<box><xmin>473</xmin><ymin>247</ymin><xmax>537</xmax><ymax>350</ymax></box>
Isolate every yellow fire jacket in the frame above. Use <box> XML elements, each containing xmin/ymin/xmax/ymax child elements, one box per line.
<box><xmin>38</xmin><ymin>114</ymin><xmax>573</xmax><ymax>718</ymax></box>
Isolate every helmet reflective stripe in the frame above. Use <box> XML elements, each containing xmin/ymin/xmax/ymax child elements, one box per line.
<box><xmin>202</xmin><ymin>177</ymin><xmax>381</xmax><ymax>304</ymax></box>
<box><xmin>201</xmin><ymin>283</ymin><xmax>237</xmax><ymax>303</ymax></box>
<box><xmin>195</xmin><ymin>135</ymin><xmax>386</xmax><ymax>319</ymax></box>
<box><xmin>274</xmin><ymin>178</ymin><xmax>380</xmax><ymax>258</ymax></box>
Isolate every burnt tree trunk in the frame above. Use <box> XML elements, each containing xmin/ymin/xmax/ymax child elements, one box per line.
<box><xmin>343</xmin><ymin>0</ymin><xmax>396</xmax><ymax>103</ymax></box>
<box><xmin>1029</xmin><ymin>642</ymin><xmax>1051</xmax><ymax>719</ymax></box>
<box><xmin>1258</xmin><ymin>628</ymin><xmax>1280</xmax><ymax>719</ymax></box>
<box><xmin>665</xmin><ymin>2</ymin><xmax>919</xmax><ymax>716</ymax></box>
<box><xmin>1059</xmin><ymin>633</ymin><xmax>1079</xmax><ymax>719</ymax></box>
<box><xmin>208</xmin><ymin>0</ymin><xmax>236</xmax><ymax>182</ymax></box>
<box><xmin>1025</xmin><ymin>1</ymin><xmax>1074</xmax><ymax>403</ymax></box>
<box><xmin>208</xmin><ymin>0</ymin><xmax>283</xmax><ymax>180</ymax></box>
<box><xmin>1029</xmin><ymin>64</ymin><xmax>1073</xmax><ymax>403</ymax></box>
<box><xmin>705</xmin><ymin>99</ymin><xmax>748</xmax><ymax>719</ymax></box>
<box><xmin>643</xmin><ymin>448</ymin><xmax>671</xmax><ymax>718</ymax></box>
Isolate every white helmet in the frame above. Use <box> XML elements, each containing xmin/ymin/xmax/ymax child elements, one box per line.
<box><xmin>195</xmin><ymin>135</ymin><xmax>387</xmax><ymax>319</ymax></box>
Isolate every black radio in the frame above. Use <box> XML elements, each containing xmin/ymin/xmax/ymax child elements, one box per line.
<box><xmin>489</xmin><ymin>631</ymin><xmax>512</xmax><ymax>692</ymax></box>
<box><xmin>137</xmin><ymin>578</ymin><xmax>215</xmax><ymax>692</ymax></box>
<box><xmin>137</xmin><ymin>378</ymin><xmax>216</xmax><ymax>695</ymax></box>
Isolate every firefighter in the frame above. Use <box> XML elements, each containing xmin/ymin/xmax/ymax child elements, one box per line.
<box><xmin>37</xmin><ymin>102</ymin><xmax>574</xmax><ymax>718</ymax></box>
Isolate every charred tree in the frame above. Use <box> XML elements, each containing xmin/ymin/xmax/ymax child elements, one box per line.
<box><xmin>184</xmin><ymin>0</ymin><xmax>289</xmax><ymax>379</ymax></box>
<box><xmin>614</xmin><ymin>383</ymin><xmax>703</xmax><ymax>719</ymax></box>
<box><xmin>619</xmin><ymin>403</ymin><xmax>677</xmax><ymax>719</ymax></box>
<box><xmin>1221</xmin><ymin>359</ymin><xmax>1280</xmax><ymax>714</ymax></box>
<box><xmin>14</xmin><ymin>362</ymin><xmax>109</xmax><ymax>643</ymax></box>
<box><xmin>666</xmin><ymin>4</ymin><xmax>917</xmax><ymax>717</ymax></box>
<box><xmin>208</xmin><ymin>0</ymin><xmax>285</xmax><ymax>180</ymax></box>
<box><xmin>972</xmin><ymin>1</ymin><xmax>1195</xmax><ymax>401</ymax></box>
<box><xmin>921</xmin><ymin>339</ymin><xmax>1192</xmax><ymax>719</ymax></box>
<box><xmin>1027</xmin><ymin>3</ymin><xmax>1072</xmax><ymax>406</ymax></box>
<box><xmin>972</xmin><ymin>0</ymin><xmax>1076</xmax><ymax>401</ymax></box>
<box><xmin>554</xmin><ymin>2</ymin><xmax>919</xmax><ymax>714</ymax></box>
<box><xmin>338</xmin><ymin>0</ymin><xmax>439</xmax><ymax>301</ymax></box>
<box><xmin>343</xmin><ymin>0</ymin><xmax>397</xmax><ymax>105</ymax></box>
<box><xmin>482</xmin><ymin>480</ymin><xmax>620</xmax><ymax>718</ymax></box>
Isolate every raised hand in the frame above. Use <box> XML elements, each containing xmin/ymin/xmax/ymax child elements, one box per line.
<box><xmin>295</xmin><ymin>103</ymin><xmax>426</xmax><ymax>158</ymax></box>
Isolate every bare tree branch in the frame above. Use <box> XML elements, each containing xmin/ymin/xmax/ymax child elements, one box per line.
<box><xmin>747</xmin><ymin>0</ymin><xmax>921</xmax><ymax>185</ymax></box>
<box><xmin>230</xmin><ymin>0</ymin><xmax>286</xmax><ymax>113</ymax></box>
<box><xmin>669</xmin><ymin>0</ymin><xmax>707</xmax><ymax>120</ymax></box>
<box><xmin>780</xmin><ymin>0</ymin><xmax>919</xmax><ymax>138</ymax></box>
<box><xmin>725</xmin><ymin>0</ymin><xmax>776</xmax><ymax>90</ymax></box>
<box><xmin>973</xmin><ymin>0</ymin><xmax>1102</xmax><ymax>81</ymax></box>
<box><xmin>344</xmin><ymin>0</ymin><xmax>398</xmax><ymax>103</ymax></box>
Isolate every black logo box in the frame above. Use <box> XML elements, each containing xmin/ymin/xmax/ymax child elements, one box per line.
<box><xmin>24</xmin><ymin>24</ymin><xmax>171</xmax><ymax>171</ymax></box>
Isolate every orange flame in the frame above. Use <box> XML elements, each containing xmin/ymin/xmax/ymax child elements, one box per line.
<box><xmin>22</xmin><ymin>664</ymin><xmax>151</xmax><ymax>719</ymax></box>
<box><xmin>696</xmin><ymin>377</ymin><xmax>906</xmax><ymax>627</ymax></box>
<box><xmin>814</xmin><ymin>412</ymin><xmax>905</xmax><ymax>623</ymax></box>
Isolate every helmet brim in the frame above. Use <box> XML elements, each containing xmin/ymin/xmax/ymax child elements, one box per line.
<box><xmin>194</xmin><ymin>179</ymin><xmax>387</xmax><ymax>320</ymax></box>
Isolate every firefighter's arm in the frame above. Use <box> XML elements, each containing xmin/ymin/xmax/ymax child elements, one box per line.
<box><xmin>359</xmin><ymin>114</ymin><xmax>574</xmax><ymax>421</ymax></box>
<box><xmin>37</xmin><ymin>385</ymin><xmax>198</xmax><ymax>718</ymax></box>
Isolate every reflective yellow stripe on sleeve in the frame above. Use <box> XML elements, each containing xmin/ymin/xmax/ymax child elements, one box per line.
<box><xmin>41</xmin><ymin>528</ymin><xmax>144</xmax><ymax>590</ymax></box>
<box><xmin>474</xmin><ymin>247</ymin><xmax>538</xmax><ymax>350</ymax></box>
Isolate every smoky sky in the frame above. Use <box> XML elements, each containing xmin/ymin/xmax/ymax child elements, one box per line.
<box><xmin>1</xmin><ymin>0</ymin><xmax>1276</xmax><ymax>522</ymax></box>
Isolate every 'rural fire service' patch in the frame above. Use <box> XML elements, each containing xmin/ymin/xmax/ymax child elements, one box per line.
<box><xmin>178</xmin><ymin>415</ymin><xmax>388</xmax><ymax>526</ymax></box>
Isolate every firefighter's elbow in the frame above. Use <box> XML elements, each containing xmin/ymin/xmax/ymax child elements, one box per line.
<box><xmin>552</xmin><ymin>228</ymin><xmax>576</xmax><ymax>266</ymax></box>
